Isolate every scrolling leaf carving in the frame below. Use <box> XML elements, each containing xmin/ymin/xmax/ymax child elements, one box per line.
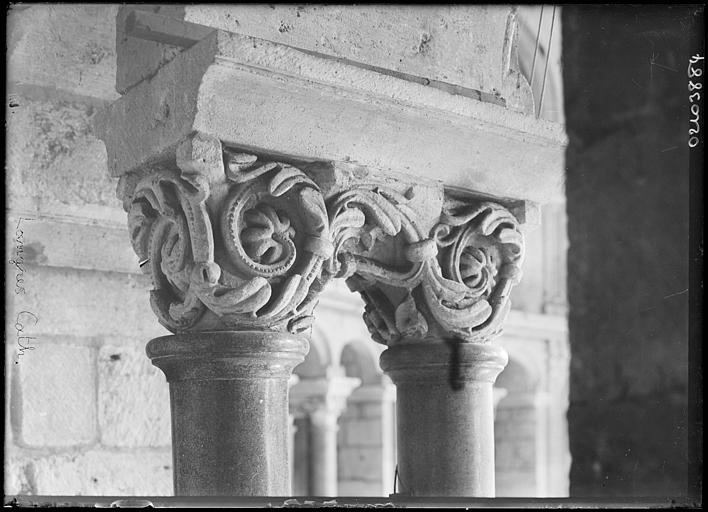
<box><xmin>123</xmin><ymin>147</ymin><xmax>332</xmax><ymax>334</ymax></box>
<box><xmin>326</xmin><ymin>187</ymin><xmax>525</xmax><ymax>344</ymax></box>
<box><xmin>122</xmin><ymin>135</ymin><xmax>523</xmax><ymax>343</ymax></box>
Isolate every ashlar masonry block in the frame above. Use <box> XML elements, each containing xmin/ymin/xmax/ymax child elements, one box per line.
<box><xmin>98</xmin><ymin>343</ymin><xmax>171</xmax><ymax>448</ymax></box>
<box><xmin>30</xmin><ymin>449</ymin><xmax>173</xmax><ymax>496</ymax></box>
<box><xmin>13</xmin><ymin>343</ymin><xmax>96</xmax><ymax>447</ymax></box>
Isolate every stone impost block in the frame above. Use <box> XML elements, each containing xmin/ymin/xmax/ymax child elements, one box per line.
<box><xmin>97</xmin><ymin>12</ymin><xmax>566</xmax><ymax>204</ymax></box>
<box><xmin>12</xmin><ymin>343</ymin><xmax>96</xmax><ymax>448</ymax></box>
<box><xmin>116</xmin><ymin>5</ymin><xmax>531</xmax><ymax>107</ymax></box>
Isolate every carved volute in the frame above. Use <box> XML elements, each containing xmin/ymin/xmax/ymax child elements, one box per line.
<box><xmin>121</xmin><ymin>134</ymin><xmax>333</xmax><ymax>335</ymax></box>
<box><xmin>326</xmin><ymin>189</ymin><xmax>525</xmax><ymax>346</ymax></box>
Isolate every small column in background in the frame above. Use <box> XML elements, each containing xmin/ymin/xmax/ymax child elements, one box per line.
<box><xmin>337</xmin><ymin>380</ymin><xmax>397</xmax><ymax>496</ymax></box>
<box><xmin>290</xmin><ymin>370</ymin><xmax>360</xmax><ymax>497</ymax></box>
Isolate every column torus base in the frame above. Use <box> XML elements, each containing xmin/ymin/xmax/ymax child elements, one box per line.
<box><xmin>147</xmin><ymin>331</ymin><xmax>308</xmax><ymax>496</ymax></box>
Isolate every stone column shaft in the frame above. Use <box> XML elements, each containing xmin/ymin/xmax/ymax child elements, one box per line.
<box><xmin>148</xmin><ymin>332</ymin><xmax>308</xmax><ymax>495</ymax></box>
<box><xmin>382</xmin><ymin>342</ymin><xmax>507</xmax><ymax>497</ymax></box>
<box><xmin>308</xmin><ymin>410</ymin><xmax>340</xmax><ymax>496</ymax></box>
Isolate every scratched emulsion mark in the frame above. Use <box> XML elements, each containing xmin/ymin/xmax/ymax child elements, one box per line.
<box><xmin>9</xmin><ymin>216</ymin><xmax>39</xmax><ymax>363</ymax></box>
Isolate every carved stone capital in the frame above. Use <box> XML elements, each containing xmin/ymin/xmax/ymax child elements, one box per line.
<box><xmin>120</xmin><ymin>133</ymin><xmax>332</xmax><ymax>334</ymax></box>
<box><xmin>325</xmin><ymin>184</ymin><xmax>525</xmax><ymax>345</ymax></box>
<box><xmin>119</xmin><ymin>133</ymin><xmax>524</xmax><ymax>343</ymax></box>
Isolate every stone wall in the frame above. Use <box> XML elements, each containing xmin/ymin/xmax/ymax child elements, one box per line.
<box><xmin>5</xmin><ymin>4</ymin><xmax>173</xmax><ymax>495</ymax></box>
<box><xmin>563</xmin><ymin>5</ymin><xmax>696</xmax><ymax>498</ymax></box>
<box><xmin>5</xmin><ymin>107</ymin><xmax>175</xmax><ymax>494</ymax></box>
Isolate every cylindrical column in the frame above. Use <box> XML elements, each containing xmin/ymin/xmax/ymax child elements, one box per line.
<box><xmin>290</xmin><ymin>374</ymin><xmax>360</xmax><ymax>496</ymax></box>
<box><xmin>308</xmin><ymin>409</ymin><xmax>340</xmax><ymax>496</ymax></box>
<box><xmin>380</xmin><ymin>341</ymin><xmax>508</xmax><ymax>497</ymax></box>
<box><xmin>147</xmin><ymin>331</ymin><xmax>308</xmax><ymax>496</ymax></box>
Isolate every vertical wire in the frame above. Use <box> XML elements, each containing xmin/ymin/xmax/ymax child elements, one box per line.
<box><xmin>529</xmin><ymin>4</ymin><xmax>545</xmax><ymax>115</ymax></box>
<box><xmin>394</xmin><ymin>465</ymin><xmax>398</xmax><ymax>494</ymax></box>
<box><xmin>538</xmin><ymin>5</ymin><xmax>557</xmax><ymax>118</ymax></box>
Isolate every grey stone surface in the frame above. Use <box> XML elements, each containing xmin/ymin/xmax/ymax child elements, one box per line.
<box><xmin>12</xmin><ymin>343</ymin><xmax>97</xmax><ymax>448</ymax></box>
<box><xmin>98</xmin><ymin>343</ymin><xmax>171</xmax><ymax>448</ymax></box>
<box><xmin>307</xmin><ymin>412</ymin><xmax>340</xmax><ymax>496</ymax></box>
<box><xmin>12</xmin><ymin>265</ymin><xmax>168</xmax><ymax>339</ymax></box>
<box><xmin>4</xmin><ymin>453</ymin><xmax>35</xmax><ymax>495</ymax></box>
<box><xmin>7</xmin><ymin>5</ymin><xmax>120</xmax><ymax>102</ymax></box>
<box><xmin>7</xmin><ymin>96</ymin><xmax>120</xmax><ymax>216</ymax></box>
<box><xmin>6</xmin><ymin>217</ymin><xmax>141</xmax><ymax>274</ymax></box>
<box><xmin>20</xmin><ymin>449</ymin><xmax>172</xmax><ymax>495</ymax></box>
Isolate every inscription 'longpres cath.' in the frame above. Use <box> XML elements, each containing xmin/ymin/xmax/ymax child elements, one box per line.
<box><xmin>9</xmin><ymin>217</ymin><xmax>34</xmax><ymax>295</ymax></box>
<box><xmin>120</xmin><ymin>134</ymin><xmax>524</xmax><ymax>345</ymax></box>
<box><xmin>15</xmin><ymin>311</ymin><xmax>38</xmax><ymax>362</ymax></box>
<box><xmin>10</xmin><ymin>217</ymin><xmax>40</xmax><ymax>363</ymax></box>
